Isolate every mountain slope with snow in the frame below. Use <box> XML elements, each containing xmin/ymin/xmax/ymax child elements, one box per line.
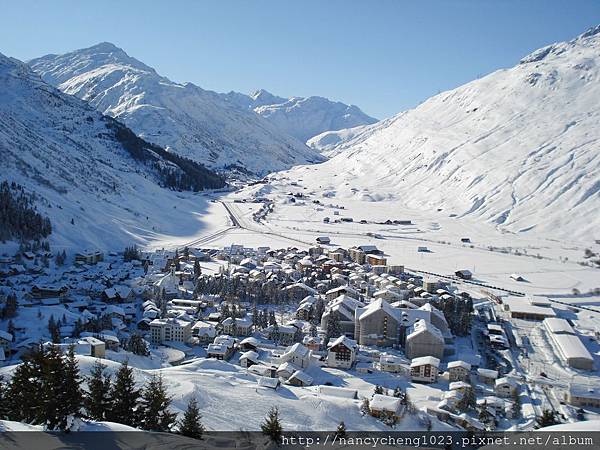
<box><xmin>223</xmin><ymin>89</ymin><xmax>378</xmax><ymax>143</ymax></box>
<box><xmin>0</xmin><ymin>52</ymin><xmax>225</xmax><ymax>250</ymax></box>
<box><xmin>29</xmin><ymin>44</ymin><xmax>323</xmax><ymax>176</ymax></box>
<box><xmin>285</xmin><ymin>25</ymin><xmax>600</xmax><ymax>241</ymax></box>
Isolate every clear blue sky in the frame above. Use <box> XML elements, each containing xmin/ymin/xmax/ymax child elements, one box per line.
<box><xmin>2</xmin><ymin>0</ymin><xmax>600</xmax><ymax>118</ymax></box>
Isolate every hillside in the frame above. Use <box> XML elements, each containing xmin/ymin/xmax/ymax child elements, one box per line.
<box><xmin>0</xmin><ymin>52</ymin><xmax>225</xmax><ymax>250</ymax></box>
<box><xmin>287</xmin><ymin>25</ymin><xmax>600</xmax><ymax>241</ymax></box>
<box><xmin>29</xmin><ymin>43</ymin><xmax>323</xmax><ymax>176</ymax></box>
<box><xmin>224</xmin><ymin>88</ymin><xmax>378</xmax><ymax>143</ymax></box>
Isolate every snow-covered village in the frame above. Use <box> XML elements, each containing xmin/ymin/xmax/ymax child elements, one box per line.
<box><xmin>2</xmin><ymin>1</ymin><xmax>600</xmax><ymax>447</ymax></box>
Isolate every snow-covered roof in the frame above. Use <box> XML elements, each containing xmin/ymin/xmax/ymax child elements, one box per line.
<box><xmin>407</xmin><ymin>319</ymin><xmax>444</xmax><ymax>342</ymax></box>
<box><xmin>410</xmin><ymin>355</ymin><xmax>440</xmax><ymax>368</ymax></box>
<box><xmin>257</xmin><ymin>376</ymin><xmax>279</xmax><ymax>389</ymax></box>
<box><xmin>379</xmin><ymin>353</ymin><xmax>404</xmax><ymax>365</ymax></box>
<box><xmin>239</xmin><ymin>350</ymin><xmax>260</xmax><ymax>362</ymax></box>
<box><xmin>447</xmin><ymin>360</ymin><xmax>471</xmax><ymax>370</ymax></box>
<box><xmin>477</xmin><ymin>368</ymin><xmax>499</xmax><ymax>378</ymax></box>
<box><xmin>550</xmin><ymin>333</ymin><xmax>593</xmax><ymax>362</ymax></box>
<box><xmin>288</xmin><ymin>370</ymin><xmax>313</xmax><ymax>385</ymax></box>
<box><xmin>449</xmin><ymin>381</ymin><xmax>470</xmax><ymax>390</ymax></box>
<box><xmin>327</xmin><ymin>335</ymin><xmax>357</xmax><ymax>350</ymax></box>
<box><xmin>503</xmin><ymin>296</ymin><xmax>556</xmax><ymax>317</ymax></box>
<box><xmin>370</xmin><ymin>394</ymin><xmax>401</xmax><ymax>413</ymax></box>
<box><xmin>543</xmin><ymin>317</ymin><xmax>575</xmax><ymax>335</ymax></box>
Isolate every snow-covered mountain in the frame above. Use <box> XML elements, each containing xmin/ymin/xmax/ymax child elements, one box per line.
<box><xmin>29</xmin><ymin>43</ymin><xmax>323</xmax><ymax>176</ymax></box>
<box><xmin>287</xmin><ymin>25</ymin><xmax>600</xmax><ymax>241</ymax></box>
<box><xmin>0</xmin><ymin>51</ymin><xmax>225</xmax><ymax>250</ymax></box>
<box><xmin>223</xmin><ymin>89</ymin><xmax>378</xmax><ymax>143</ymax></box>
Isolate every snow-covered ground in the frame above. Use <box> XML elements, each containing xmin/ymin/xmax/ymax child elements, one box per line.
<box><xmin>0</xmin><ymin>355</ymin><xmax>452</xmax><ymax>432</ymax></box>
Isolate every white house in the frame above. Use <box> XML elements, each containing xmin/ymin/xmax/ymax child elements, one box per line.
<box><xmin>379</xmin><ymin>354</ymin><xmax>406</xmax><ymax>373</ymax></box>
<box><xmin>495</xmin><ymin>377</ymin><xmax>519</xmax><ymax>398</ymax></box>
<box><xmin>149</xmin><ymin>318</ymin><xmax>192</xmax><ymax>344</ymax></box>
<box><xmin>239</xmin><ymin>350</ymin><xmax>260</xmax><ymax>368</ymax></box>
<box><xmin>370</xmin><ymin>394</ymin><xmax>402</xmax><ymax>419</ymax></box>
<box><xmin>326</xmin><ymin>335</ymin><xmax>358</xmax><ymax>369</ymax></box>
<box><xmin>279</xmin><ymin>343</ymin><xmax>311</xmax><ymax>368</ymax></box>
<box><xmin>447</xmin><ymin>360</ymin><xmax>471</xmax><ymax>382</ymax></box>
<box><xmin>410</xmin><ymin>356</ymin><xmax>440</xmax><ymax>383</ymax></box>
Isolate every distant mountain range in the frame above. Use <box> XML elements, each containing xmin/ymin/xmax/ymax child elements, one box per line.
<box><xmin>29</xmin><ymin>43</ymin><xmax>324</xmax><ymax>176</ymax></box>
<box><xmin>0</xmin><ymin>52</ymin><xmax>224</xmax><ymax>249</ymax></box>
<box><xmin>223</xmin><ymin>89</ymin><xmax>378</xmax><ymax>143</ymax></box>
<box><xmin>288</xmin><ymin>25</ymin><xmax>600</xmax><ymax>241</ymax></box>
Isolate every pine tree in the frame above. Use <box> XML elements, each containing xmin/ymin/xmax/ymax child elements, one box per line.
<box><xmin>139</xmin><ymin>374</ymin><xmax>176</xmax><ymax>432</ymax></box>
<box><xmin>193</xmin><ymin>260</ymin><xmax>202</xmax><ymax>280</ymax></box>
<box><xmin>63</xmin><ymin>346</ymin><xmax>83</xmax><ymax>420</ymax></box>
<box><xmin>85</xmin><ymin>360</ymin><xmax>112</xmax><ymax>421</ymax></box>
<box><xmin>40</xmin><ymin>344</ymin><xmax>71</xmax><ymax>430</ymax></box>
<box><xmin>511</xmin><ymin>390</ymin><xmax>522</xmax><ymax>419</ymax></box>
<box><xmin>108</xmin><ymin>361</ymin><xmax>140</xmax><ymax>427</ymax></box>
<box><xmin>335</xmin><ymin>421</ymin><xmax>347</xmax><ymax>439</ymax></box>
<box><xmin>127</xmin><ymin>334</ymin><xmax>150</xmax><ymax>356</ymax></box>
<box><xmin>535</xmin><ymin>409</ymin><xmax>561</xmax><ymax>429</ymax></box>
<box><xmin>374</xmin><ymin>385</ymin><xmax>385</xmax><ymax>395</ymax></box>
<box><xmin>0</xmin><ymin>375</ymin><xmax>8</xmax><ymax>420</ymax></box>
<box><xmin>393</xmin><ymin>386</ymin><xmax>403</xmax><ymax>398</ymax></box>
<box><xmin>6</xmin><ymin>345</ymin><xmax>44</xmax><ymax>423</ymax></box>
<box><xmin>7</xmin><ymin>320</ymin><xmax>15</xmax><ymax>341</ymax></box>
<box><xmin>261</xmin><ymin>407</ymin><xmax>283</xmax><ymax>444</ymax></box>
<box><xmin>360</xmin><ymin>398</ymin><xmax>371</xmax><ymax>416</ymax></box>
<box><xmin>178</xmin><ymin>397</ymin><xmax>205</xmax><ymax>439</ymax></box>
<box><xmin>325</xmin><ymin>313</ymin><xmax>341</xmax><ymax>345</ymax></box>
<box><xmin>457</xmin><ymin>386</ymin><xmax>476</xmax><ymax>412</ymax></box>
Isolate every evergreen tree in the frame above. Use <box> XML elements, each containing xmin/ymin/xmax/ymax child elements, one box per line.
<box><xmin>127</xmin><ymin>334</ymin><xmax>150</xmax><ymax>356</ymax></box>
<box><xmin>63</xmin><ymin>346</ymin><xmax>83</xmax><ymax>420</ymax></box>
<box><xmin>457</xmin><ymin>386</ymin><xmax>476</xmax><ymax>412</ymax></box>
<box><xmin>335</xmin><ymin>421</ymin><xmax>347</xmax><ymax>439</ymax></box>
<box><xmin>261</xmin><ymin>407</ymin><xmax>283</xmax><ymax>444</ymax></box>
<box><xmin>193</xmin><ymin>260</ymin><xmax>202</xmax><ymax>280</ymax></box>
<box><xmin>392</xmin><ymin>386</ymin><xmax>403</xmax><ymax>398</ymax></box>
<box><xmin>139</xmin><ymin>374</ymin><xmax>176</xmax><ymax>432</ymax></box>
<box><xmin>48</xmin><ymin>315</ymin><xmax>60</xmax><ymax>343</ymax></box>
<box><xmin>360</xmin><ymin>398</ymin><xmax>370</xmax><ymax>416</ymax></box>
<box><xmin>0</xmin><ymin>375</ymin><xmax>8</xmax><ymax>420</ymax></box>
<box><xmin>511</xmin><ymin>390</ymin><xmax>522</xmax><ymax>419</ymax></box>
<box><xmin>108</xmin><ymin>361</ymin><xmax>140</xmax><ymax>427</ymax></box>
<box><xmin>374</xmin><ymin>385</ymin><xmax>385</xmax><ymax>395</ymax></box>
<box><xmin>40</xmin><ymin>345</ymin><xmax>71</xmax><ymax>430</ymax></box>
<box><xmin>84</xmin><ymin>360</ymin><xmax>112</xmax><ymax>421</ymax></box>
<box><xmin>178</xmin><ymin>397</ymin><xmax>205</xmax><ymax>439</ymax></box>
<box><xmin>309</xmin><ymin>321</ymin><xmax>317</xmax><ymax>338</ymax></box>
<box><xmin>252</xmin><ymin>303</ymin><xmax>259</xmax><ymax>330</ymax></box>
<box><xmin>6</xmin><ymin>345</ymin><xmax>44</xmax><ymax>423</ymax></box>
<box><xmin>535</xmin><ymin>409</ymin><xmax>561</xmax><ymax>429</ymax></box>
<box><xmin>325</xmin><ymin>314</ymin><xmax>341</xmax><ymax>345</ymax></box>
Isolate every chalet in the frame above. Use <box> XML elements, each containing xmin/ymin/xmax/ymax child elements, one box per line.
<box><xmin>477</xmin><ymin>368</ymin><xmax>499</xmax><ymax>385</ymax></box>
<box><xmin>191</xmin><ymin>321</ymin><xmax>217</xmax><ymax>343</ymax></box>
<box><xmin>379</xmin><ymin>354</ymin><xmax>405</xmax><ymax>373</ymax></box>
<box><xmin>449</xmin><ymin>381</ymin><xmax>471</xmax><ymax>394</ymax></box>
<box><xmin>279</xmin><ymin>343</ymin><xmax>311</xmax><ymax>368</ymax></box>
<box><xmin>370</xmin><ymin>394</ymin><xmax>402</xmax><ymax>419</ymax></box>
<box><xmin>207</xmin><ymin>335</ymin><xmax>235</xmax><ymax>360</ymax></box>
<box><xmin>264</xmin><ymin>324</ymin><xmax>297</xmax><ymax>345</ymax></box>
<box><xmin>239</xmin><ymin>350</ymin><xmax>260</xmax><ymax>368</ymax></box>
<box><xmin>366</xmin><ymin>254</ymin><xmax>387</xmax><ymax>266</ymax></box>
<box><xmin>96</xmin><ymin>333</ymin><xmax>120</xmax><ymax>351</ymax></box>
<box><xmin>447</xmin><ymin>360</ymin><xmax>471</xmax><ymax>382</ymax></box>
<box><xmin>239</xmin><ymin>336</ymin><xmax>260</xmax><ymax>351</ymax></box>
<box><xmin>325</xmin><ymin>285</ymin><xmax>359</xmax><ymax>302</ymax></box>
<box><xmin>287</xmin><ymin>370</ymin><xmax>313</xmax><ymax>387</ymax></box>
<box><xmin>102</xmin><ymin>286</ymin><xmax>134</xmax><ymax>302</ymax></box>
<box><xmin>348</xmin><ymin>247</ymin><xmax>366</xmax><ymax>264</ymax></box>
<box><xmin>494</xmin><ymin>377</ymin><xmax>518</xmax><ymax>398</ymax></box>
<box><xmin>222</xmin><ymin>316</ymin><xmax>253</xmax><ymax>337</ymax></box>
<box><xmin>75</xmin><ymin>250</ymin><xmax>104</xmax><ymax>265</ymax></box>
<box><xmin>302</xmin><ymin>335</ymin><xmax>322</xmax><ymax>352</ymax></box>
<box><xmin>410</xmin><ymin>356</ymin><xmax>440</xmax><ymax>383</ymax></box>
<box><xmin>316</xmin><ymin>236</ymin><xmax>331</xmax><ymax>244</ymax></box>
<box><xmin>326</xmin><ymin>335</ymin><xmax>358</xmax><ymax>369</ymax></box>
<box><xmin>31</xmin><ymin>284</ymin><xmax>68</xmax><ymax>300</ymax></box>
<box><xmin>276</xmin><ymin>362</ymin><xmax>300</xmax><ymax>379</ymax></box>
